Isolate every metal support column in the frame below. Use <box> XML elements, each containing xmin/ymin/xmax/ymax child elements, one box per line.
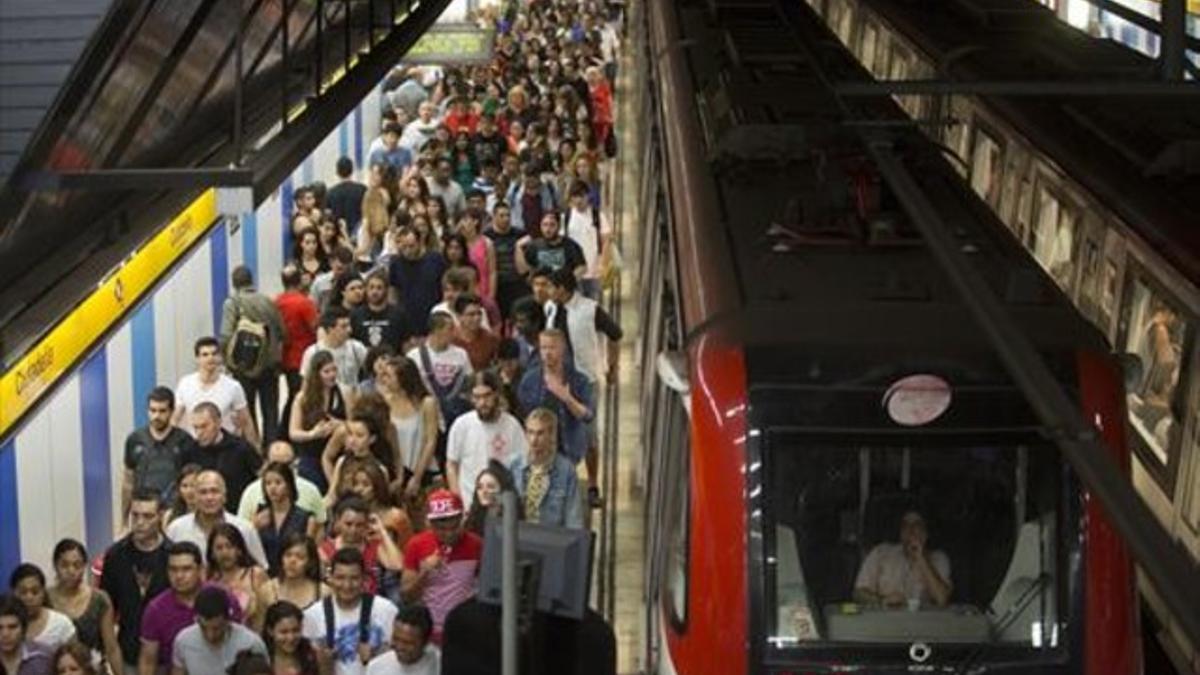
<box><xmin>501</xmin><ymin>490</ymin><xmax>518</xmax><ymax>675</ymax></box>
<box><xmin>281</xmin><ymin>0</ymin><xmax>291</xmax><ymax>128</ymax></box>
<box><xmin>1161</xmin><ymin>0</ymin><xmax>1186</xmax><ymax>80</ymax></box>
<box><xmin>233</xmin><ymin>0</ymin><xmax>245</xmax><ymax>163</ymax></box>
<box><xmin>315</xmin><ymin>0</ymin><xmax>325</xmax><ymax>96</ymax></box>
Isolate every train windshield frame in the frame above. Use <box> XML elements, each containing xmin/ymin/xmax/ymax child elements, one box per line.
<box><xmin>759</xmin><ymin>429</ymin><xmax>1076</xmax><ymax>667</ymax></box>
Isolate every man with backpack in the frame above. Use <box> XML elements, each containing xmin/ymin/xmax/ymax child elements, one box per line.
<box><xmin>220</xmin><ymin>265</ymin><xmax>286</xmax><ymax>446</ymax></box>
<box><xmin>564</xmin><ymin>180</ymin><xmax>614</xmax><ymax>300</ymax></box>
<box><xmin>303</xmin><ymin>548</ymin><xmax>398</xmax><ymax>675</ymax></box>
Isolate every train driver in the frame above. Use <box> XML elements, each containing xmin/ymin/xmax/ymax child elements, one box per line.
<box><xmin>852</xmin><ymin>510</ymin><xmax>952</xmax><ymax>609</ymax></box>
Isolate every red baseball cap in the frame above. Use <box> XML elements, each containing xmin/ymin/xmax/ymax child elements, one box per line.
<box><xmin>426</xmin><ymin>489</ymin><xmax>464</xmax><ymax>520</ymax></box>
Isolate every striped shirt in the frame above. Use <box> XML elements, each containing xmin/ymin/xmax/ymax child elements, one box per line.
<box><xmin>402</xmin><ymin>531</ymin><xmax>483</xmax><ymax>639</ymax></box>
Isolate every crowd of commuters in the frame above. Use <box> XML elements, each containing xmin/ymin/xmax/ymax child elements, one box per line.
<box><xmin>0</xmin><ymin>0</ymin><xmax>625</xmax><ymax>673</ymax></box>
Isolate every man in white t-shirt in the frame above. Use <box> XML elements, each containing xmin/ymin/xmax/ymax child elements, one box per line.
<box><xmin>446</xmin><ymin>371</ymin><xmax>527</xmax><ymax>509</ymax></box>
<box><xmin>406</xmin><ymin>312</ymin><xmax>474</xmax><ymax>430</ymax></box>
<box><xmin>165</xmin><ymin>471</ymin><xmax>269</xmax><ymax>568</ymax></box>
<box><xmin>564</xmin><ymin>180</ymin><xmax>613</xmax><ymax>300</ymax></box>
<box><xmin>172</xmin><ymin>336</ymin><xmax>258</xmax><ymax>446</ymax></box>
<box><xmin>304</xmin><ymin>548</ymin><xmax>398</xmax><ymax>675</ymax></box>
<box><xmin>365</xmin><ymin>606</ymin><xmax>439</xmax><ymax>675</ymax></box>
<box><xmin>300</xmin><ymin>306</ymin><xmax>369</xmax><ymax>389</ymax></box>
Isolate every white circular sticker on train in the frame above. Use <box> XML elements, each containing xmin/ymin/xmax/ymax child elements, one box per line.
<box><xmin>883</xmin><ymin>374</ymin><xmax>952</xmax><ymax>426</ymax></box>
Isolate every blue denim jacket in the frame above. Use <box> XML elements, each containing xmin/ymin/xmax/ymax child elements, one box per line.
<box><xmin>516</xmin><ymin>364</ymin><xmax>594</xmax><ymax>463</ymax></box>
<box><xmin>510</xmin><ymin>453</ymin><xmax>584</xmax><ymax>529</ymax></box>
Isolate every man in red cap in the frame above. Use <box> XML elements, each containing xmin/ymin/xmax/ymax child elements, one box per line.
<box><xmin>400</xmin><ymin>490</ymin><xmax>483</xmax><ymax>641</ymax></box>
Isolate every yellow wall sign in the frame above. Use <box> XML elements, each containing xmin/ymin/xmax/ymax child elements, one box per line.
<box><xmin>0</xmin><ymin>189</ymin><xmax>218</xmax><ymax>440</ymax></box>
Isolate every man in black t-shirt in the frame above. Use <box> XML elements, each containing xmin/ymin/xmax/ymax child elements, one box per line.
<box><xmin>485</xmin><ymin>201</ymin><xmax>529</xmax><ymax>321</ymax></box>
<box><xmin>101</xmin><ymin>489</ymin><xmax>170</xmax><ymax>672</ymax></box>
<box><xmin>353</xmin><ymin>270</ymin><xmax>413</xmax><ymax>351</ymax></box>
<box><xmin>471</xmin><ymin>113</ymin><xmax>508</xmax><ymax>168</ymax></box>
<box><xmin>181</xmin><ymin>402</ymin><xmax>262</xmax><ymax>513</ymax></box>
<box><xmin>522</xmin><ymin>211</ymin><xmax>586</xmax><ymax>277</ymax></box>
<box><xmin>122</xmin><ymin>386</ymin><xmax>196</xmax><ymax>517</ymax></box>
<box><xmin>325</xmin><ymin>157</ymin><xmax>367</xmax><ymax>236</ymax></box>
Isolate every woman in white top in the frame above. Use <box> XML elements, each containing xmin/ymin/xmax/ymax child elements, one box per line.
<box><xmin>9</xmin><ymin>563</ymin><xmax>76</xmax><ymax>650</ymax></box>
<box><xmin>378</xmin><ymin>356</ymin><xmax>440</xmax><ymax>498</ymax></box>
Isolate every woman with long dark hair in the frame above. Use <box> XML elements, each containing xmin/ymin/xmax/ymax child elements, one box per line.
<box><xmin>253</xmin><ymin>463</ymin><xmax>319</xmax><ymax>577</ymax></box>
<box><xmin>377</xmin><ymin>357</ymin><xmax>440</xmax><ymax>500</ymax></box>
<box><xmin>463</xmin><ymin>460</ymin><xmax>522</xmax><ymax>536</ymax></box>
<box><xmin>207</xmin><ymin>524</ymin><xmax>270</xmax><ymax>631</ymax></box>
<box><xmin>46</xmin><ymin>539</ymin><xmax>121</xmax><ymax>674</ymax></box>
<box><xmin>290</xmin><ymin>226</ymin><xmax>328</xmax><ymax>291</ymax></box>
<box><xmin>9</xmin><ymin>564</ymin><xmax>75</xmax><ymax>650</ymax></box>
<box><xmin>258</xmin><ymin>534</ymin><xmax>326</xmax><ymax>611</ymax></box>
<box><xmin>261</xmin><ymin>601</ymin><xmax>326</xmax><ymax>675</ymax></box>
<box><xmin>288</xmin><ymin>351</ymin><xmax>349</xmax><ymax>493</ymax></box>
<box><xmin>164</xmin><ymin>463</ymin><xmax>203</xmax><ymax>525</ymax></box>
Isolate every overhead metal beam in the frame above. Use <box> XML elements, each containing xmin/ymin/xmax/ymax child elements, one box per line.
<box><xmin>836</xmin><ymin>79</ymin><xmax>1200</xmax><ymax>97</ymax></box>
<box><xmin>862</xmin><ymin>134</ymin><xmax>1200</xmax><ymax>650</ymax></box>
<box><xmin>250</xmin><ymin>0</ymin><xmax>453</xmax><ymax>200</ymax></box>
<box><xmin>15</xmin><ymin>168</ymin><xmax>254</xmax><ymax>191</ymax></box>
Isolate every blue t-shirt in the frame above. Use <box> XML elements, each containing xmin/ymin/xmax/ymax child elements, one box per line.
<box><xmin>368</xmin><ymin>145</ymin><xmax>413</xmax><ymax>172</ymax></box>
<box><xmin>388</xmin><ymin>252</ymin><xmax>447</xmax><ymax>334</ymax></box>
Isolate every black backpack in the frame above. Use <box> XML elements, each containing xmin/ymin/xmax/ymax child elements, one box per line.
<box><xmin>418</xmin><ymin>344</ymin><xmax>474</xmax><ymax>424</ymax></box>
<box><xmin>225</xmin><ymin>296</ymin><xmax>270</xmax><ymax>378</ymax></box>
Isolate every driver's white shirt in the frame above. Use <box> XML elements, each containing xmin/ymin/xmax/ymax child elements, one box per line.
<box><xmin>854</xmin><ymin>543</ymin><xmax>951</xmax><ymax>604</ymax></box>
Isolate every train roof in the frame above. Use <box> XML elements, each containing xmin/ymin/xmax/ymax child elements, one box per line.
<box><xmin>667</xmin><ymin>0</ymin><xmax>1105</xmax><ymax>357</ymax></box>
<box><xmin>860</xmin><ymin>0</ymin><xmax>1200</xmax><ymax>283</ymax></box>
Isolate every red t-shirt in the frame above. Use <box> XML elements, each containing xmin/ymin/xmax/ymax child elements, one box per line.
<box><xmin>276</xmin><ymin>290</ymin><xmax>318</xmax><ymax>371</ymax></box>
<box><xmin>402</xmin><ymin>530</ymin><xmax>483</xmax><ymax>638</ymax></box>
<box><xmin>319</xmin><ymin>539</ymin><xmax>382</xmax><ymax>595</ymax></box>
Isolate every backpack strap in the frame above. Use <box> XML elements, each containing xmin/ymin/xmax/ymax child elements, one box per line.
<box><xmin>591</xmin><ymin>206</ymin><xmax>601</xmax><ymax>231</ymax></box>
<box><xmin>358</xmin><ymin>593</ymin><xmax>374</xmax><ymax>645</ymax></box>
<box><xmin>322</xmin><ymin>596</ymin><xmax>335</xmax><ymax>648</ymax></box>
<box><xmin>417</xmin><ymin>344</ymin><xmax>445</xmax><ymax>398</ymax></box>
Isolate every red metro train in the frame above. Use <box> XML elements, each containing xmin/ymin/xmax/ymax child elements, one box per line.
<box><xmin>636</xmin><ymin>1</ymin><xmax>1141</xmax><ymax>674</ymax></box>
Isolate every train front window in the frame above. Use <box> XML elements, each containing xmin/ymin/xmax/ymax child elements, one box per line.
<box><xmin>764</xmin><ymin>439</ymin><xmax>1065</xmax><ymax>655</ymax></box>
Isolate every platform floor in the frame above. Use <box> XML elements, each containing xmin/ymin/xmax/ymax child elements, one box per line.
<box><xmin>595</xmin><ymin>22</ymin><xmax>648</xmax><ymax>674</ymax></box>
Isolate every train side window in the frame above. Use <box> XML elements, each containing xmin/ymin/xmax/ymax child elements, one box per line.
<box><xmin>836</xmin><ymin>0</ymin><xmax>856</xmax><ymax>43</ymax></box>
<box><xmin>1031</xmin><ymin>183</ymin><xmax>1076</xmax><ymax>290</ymax></box>
<box><xmin>666</xmin><ymin>394</ymin><xmax>691</xmax><ymax>628</ymax></box>
<box><xmin>860</xmin><ymin>23</ymin><xmax>878</xmax><ymax>71</ymax></box>
<box><xmin>970</xmin><ymin>128</ymin><xmax>1004</xmax><ymax>208</ymax></box>
<box><xmin>1184</xmin><ymin>408</ymin><xmax>1200</xmax><ymax>534</ymax></box>
<box><xmin>1118</xmin><ymin>274</ymin><xmax>1191</xmax><ymax>485</ymax></box>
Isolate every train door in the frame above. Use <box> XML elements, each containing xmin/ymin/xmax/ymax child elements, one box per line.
<box><xmin>1181</xmin><ymin>395</ymin><xmax>1200</xmax><ymax>562</ymax></box>
<box><xmin>996</xmin><ymin>140</ymin><xmax>1030</xmax><ymax>236</ymax></box>
<box><xmin>1093</xmin><ymin>223</ymin><xmax>1127</xmax><ymax>341</ymax></box>
<box><xmin>1073</xmin><ymin>212</ymin><xmax>1109</xmax><ymax>325</ymax></box>
<box><xmin>643</xmin><ymin>348</ymin><xmax>690</xmax><ymax>673</ymax></box>
<box><xmin>942</xmin><ymin>97</ymin><xmax>975</xmax><ymax>179</ymax></box>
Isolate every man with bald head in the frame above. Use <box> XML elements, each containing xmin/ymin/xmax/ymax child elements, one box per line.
<box><xmin>165</xmin><ymin>470</ymin><xmax>268</xmax><ymax>568</ymax></box>
<box><xmin>181</xmin><ymin>402</ymin><xmax>260</xmax><ymax>513</ymax></box>
<box><xmin>236</xmin><ymin>441</ymin><xmax>328</xmax><ymax>525</ymax></box>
